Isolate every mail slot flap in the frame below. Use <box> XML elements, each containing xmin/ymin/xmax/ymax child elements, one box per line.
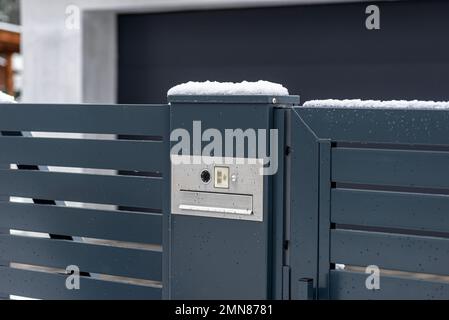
<box><xmin>179</xmin><ymin>191</ymin><xmax>253</xmax><ymax>216</ymax></box>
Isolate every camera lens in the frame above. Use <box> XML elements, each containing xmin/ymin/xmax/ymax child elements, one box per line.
<box><xmin>200</xmin><ymin>170</ymin><xmax>211</xmax><ymax>183</ymax></box>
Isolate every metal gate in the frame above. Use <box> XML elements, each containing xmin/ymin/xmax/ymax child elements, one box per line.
<box><xmin>288</xmin><ymin>106</ymin><xmax>449</xmax><ymax>299</ymax></box>
<box><xmin>0</xmin><ymin>103</ymin><xmax>169</xmax><ymax>299</ymax></box>
<box><xmin>1</xmin><ymin>97</ymin><xmax>449</xmax><ymax>300</ymax></box>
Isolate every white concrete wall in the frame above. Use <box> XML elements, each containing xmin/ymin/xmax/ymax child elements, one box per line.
<box><xmin>20</xmin><ymin>0</ymin><xmax>368</xmax><ymax>103</ymax></box>
<box><xmin>21</xmin><ymin>0</ymin><xmax>82</xmax><ymax>103</ymax></box>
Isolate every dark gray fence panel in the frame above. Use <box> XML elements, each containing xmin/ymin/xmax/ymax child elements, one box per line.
<box><xmin>0</xmin><ymin>267</ymin><xmax>162</xmax><ymax>300</ymax></box>
<box><xmin>332</xmin><ymin>189</ymin><xmax>449</xmax><ymax>233</ymax></box>
<box><xmin>0</xmin><ymin>137</ymin><xmax>165</xmax><ymax>173</ymax></box>
<box><xmin>0</xmin><ymin>235</ymin><xmax>162</xmax><ymax>281</ymax></box>
<box><xmin>0</xmin><ymin>203</ymin><xmax>162</xmax><ymax>244</ymax></box>
<box><xmin>291</xmin><ymin>106</ymin><xmax>449</xmax><ymax>300</ymax></box>
<box><xmin>0</xmin><ymin>104</ymin><xmax>167</xmax><ymax>135</ymax></box>
<box><xmin>0</xmin><ymin>103</ymin><xmax>169</xmax><ymax>300</ymax></box>
<box><xmin>0</xmin><ymin>170</ymin><xmax>162</xmax><ymax>209</ymax></box>
<box><xmin>330</xmin><ymin>270</ymin><xmax>449</xmax><ymax>300</ymax></box>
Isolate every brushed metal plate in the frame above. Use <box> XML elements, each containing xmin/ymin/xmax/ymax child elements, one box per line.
<box><xmin>171</xmin><ymin>155</ymin><xmax>264</xmax><ymax>221</ymax></box>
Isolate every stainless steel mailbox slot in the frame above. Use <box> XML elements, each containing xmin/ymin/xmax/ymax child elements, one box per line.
<box><xmin>179</xmin><ymin>191</ymin><xmax>253</xmax><ymax>215</ymax></box>
<box><xmin>171</xmin><ymin>155</ymin><xmax>264</xmax><ymax>221</ymax></box>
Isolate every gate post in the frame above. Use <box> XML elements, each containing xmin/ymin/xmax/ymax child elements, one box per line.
<box><xmin>168</xmin><ymin>94</ymin><xmax>299</xmax><ymax>299</ymax></box>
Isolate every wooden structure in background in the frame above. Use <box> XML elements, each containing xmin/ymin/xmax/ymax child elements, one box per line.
<box><xmin>0</xmin><ymin>23</ymin><xmax>20</xmax><ymax>95</ymax></box>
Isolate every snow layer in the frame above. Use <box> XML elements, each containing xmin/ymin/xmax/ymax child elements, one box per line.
<box><xmin>167</xmin><ymin>80</ymin><xmax>289</xmax><ymax>96</ymax></box>
<box><xmin>0</xmin><ymin>91</ymin><xmax>16</xmax><ymax>103</ymax></box>
<box><xmin>303</xmin><ymin>99</ymin><xmax>449</xmax><ymax>110</ymax></box>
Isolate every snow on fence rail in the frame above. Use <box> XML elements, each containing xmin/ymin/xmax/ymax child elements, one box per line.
<box><xmin>303</xmin><ymin>99</ymin><xmax>449</xmax><ymax>109</ymax></box>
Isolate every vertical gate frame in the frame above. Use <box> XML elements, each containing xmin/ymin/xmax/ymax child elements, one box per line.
<box><xmin>317</xmin><ymin>140</ymin><xmax>331</xmax><ymax>300</ymax></box>
<box><xmin>288</xmin><ymin>111</ymin><xmax>321</xmax><ymax>299</ymax></box>
<box><xmin>286</xmin><ymin>109</ymin><xmax>334</xmax><ymax>300</ymax></box>
<box><xmin>273</xmin><ymin>107</ymin><xmax>292</xmax><ymax>299</ymax></box>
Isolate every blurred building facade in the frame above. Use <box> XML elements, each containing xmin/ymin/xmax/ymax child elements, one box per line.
<box><xmin>20</xmin><ymin>0</ymin><xmax>449</xmax><ymax>104</ymax></box>
<box><xmin>0</xmin><ymin>22</ymin><xmax>20</xmax><ymax>96</ymax></box>
<box><xmin>20</xmin><ymin>0</ymin><xmax>328</xmax><ymax>103</ymax></box>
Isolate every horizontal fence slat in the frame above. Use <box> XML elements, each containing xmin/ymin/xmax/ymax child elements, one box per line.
<box><xmin>297</xmin><ymin>107</ymin><xmax>449</xmax><ymax>145</ymax></box>
<box><xmin>0</xmin><ymin>170</ymin><xmax>162</xmax><ymax>209</ymax></box>
<box><xmin>331</xmin><ymin>229</ymin><xmax>449</xmax><ymax>276</ymax></box>
<box><xmin>0</xmin><ymin>104</ymin><xmax>168</xmax><ymax>136</ymax></box>
<box><xmin>0</xmin><ymin>235</ymin><xmax>162</xmax><ymax>281</ymax></box>
<box><xmin>0</xmin><ymin>202</ymin><xmax>162</xmax><ymax>245</ymax></box>
<box><xmin>0</xmin><ymin>267</ymin><xmax>161</xmax><ymax>300</ymax></box>
<box><xmin>0</xmin><ymin>136</ymin><xmax>166</xmax><ymax>173</ymax></box>
<box><xmin>332</xmin><ymin>189</ymin><xmax>449</xmax><ymax>233</ymax></box>
<box><xmin>330</xmin><ymin>270</ymin><xmax>449</xmax><ymax>300</ymax></box>
<box><xmin>333</xmin><ymin>148</ymin><xmax>449</xmax><ymax>189</ymax></box>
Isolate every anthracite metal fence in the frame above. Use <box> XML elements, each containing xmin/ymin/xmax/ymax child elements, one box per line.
<box><xmin>0</xmin><ymin>103</ymin><xmax>169</xmax><ymax>299</ymax></box>
<box><xmin>289</xmin><ymin>106</ymin><xmax>449</xmax><ymax>299</ymax></box>
<box><xmin>0</xmin><ymin>98</ymin><xmax>448</xmax><ymax>299</ymax></box>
